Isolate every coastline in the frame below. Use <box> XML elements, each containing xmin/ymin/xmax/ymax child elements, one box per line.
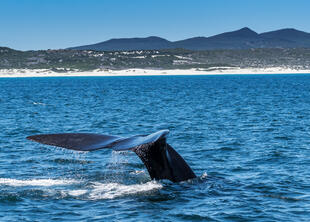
<box><xmin>0</xmin><ymin>67</ymin><xmax>310</xmax><ymax>78</ymax></box>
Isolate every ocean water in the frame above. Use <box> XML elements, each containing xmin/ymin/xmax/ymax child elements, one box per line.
<box><xmin>0</xmin><ymin>74</ymin><xmax>310</xmax><ymax>221</ymax></box>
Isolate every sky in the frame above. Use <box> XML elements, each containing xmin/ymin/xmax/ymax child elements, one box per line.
<box><xmin>1</xmin><ymin>0</ymin><xmax>310</xmax><ymax>50</ymax></box>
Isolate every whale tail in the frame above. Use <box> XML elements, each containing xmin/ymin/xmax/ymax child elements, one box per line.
<box><xmin>27</xmin><ymin>130</ymin><xmax>196</xmax><ymax>182</ymax></box>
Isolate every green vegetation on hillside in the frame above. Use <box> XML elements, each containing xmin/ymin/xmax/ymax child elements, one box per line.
<box><xmin>1</xmin><ymin>47</ymin><xmax>310</xmax><ymax>71</ymax></box>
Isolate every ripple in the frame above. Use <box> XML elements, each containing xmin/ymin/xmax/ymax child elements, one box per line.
<box><xmin>0</xmin><ymin>193</ymin><xmax>22</xmax><ymax>203</ymax></box>
<box><xmin>52</xmin><ymin>158</ymin><xmax>93</xmax><ymax>165</ymax></box>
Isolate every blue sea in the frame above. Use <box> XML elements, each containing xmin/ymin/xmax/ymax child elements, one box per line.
<box><xmin>0</xmin><ymin>74</ymin><xmax>310</xmax><ymax>221</ymax></box>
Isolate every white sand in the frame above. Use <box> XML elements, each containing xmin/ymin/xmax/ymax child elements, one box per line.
<box><xmin>0</xmin><ymin>67</ymin><xmax>309</xmax><ymax>78</ymax></box>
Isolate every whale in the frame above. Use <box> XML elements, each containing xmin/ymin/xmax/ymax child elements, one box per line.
<box><xmin>27</xmin><ymin>130</ymin><xmax>196</xmax><ymax>182</ymax></box>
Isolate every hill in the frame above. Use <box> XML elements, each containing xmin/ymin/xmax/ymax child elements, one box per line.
<box><xmin>69</xmin><ymin>36</ymin><xmax>173</xmax><ymax>51</ymax></box>
<box><xmin>68</xmin><ymin>27</ymin><xmax>310</xmax><ymax>51</ymax></box>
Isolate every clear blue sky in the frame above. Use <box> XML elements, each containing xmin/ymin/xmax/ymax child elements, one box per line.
<box><xmin>1</xmin><ymin>0</ymin><xmax>310</xmax><ymax>50</ymax></box>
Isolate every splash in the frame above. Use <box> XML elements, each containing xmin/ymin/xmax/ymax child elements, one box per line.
<box><xmin>0</xmin><ymin>177</ymin><xmax>163</xmax><ymax>200</ymax></box>
<box><xmin>0</xmin><ymin>178</ymin><xmax>79</xmax><ymax>187</ymax></box>
<box><xmin>88</xmin><ymin>181</ymin><xmax>163</xmax><ymax>200</ymax></box>
<box><xmin>201</xmin><ymin>172</ymin><xmax>208</xmax><ymax>179</ymax></box>
<box><xmin>67</xmin><ymin>189</ymin><xmax>88</xmax><ymax>197</ymax></box>
<box><xmin>44</xmin><ymin>181</ymin><xmax>163</xmax><ymax>199</ymax></box>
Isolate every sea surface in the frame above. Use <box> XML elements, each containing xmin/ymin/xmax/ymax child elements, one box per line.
<box><xmin>0</xmin><ymin>74</ymin><xmax>310</xmax><ymax>221</ymax></box>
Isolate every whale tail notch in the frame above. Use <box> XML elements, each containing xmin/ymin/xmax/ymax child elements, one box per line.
<box><xmin>27</xmin><ymin>130</ymin><xmax>196</xmax><ymax>182</ymax></box>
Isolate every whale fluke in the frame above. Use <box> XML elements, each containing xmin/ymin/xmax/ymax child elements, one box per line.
<box><xmin>27</xmin><ymin>130</ymin><xmax>196</xmax><ymax>182</ymax></box>
<box><xmin>27</xmin><ymin>133</ymin><xmax>123</xmax><ymax>151</ymax></box>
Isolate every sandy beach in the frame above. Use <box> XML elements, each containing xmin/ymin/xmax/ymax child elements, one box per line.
<box><xmin>0</xmin><ymin>67</ymin><xmax>310</xmax><ymax>78</ymax></box>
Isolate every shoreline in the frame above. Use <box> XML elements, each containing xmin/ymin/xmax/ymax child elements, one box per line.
<box><xmin>0</xmin><ymin>67</ymin><xmax>310</xmax><ymax>78</ymax></box>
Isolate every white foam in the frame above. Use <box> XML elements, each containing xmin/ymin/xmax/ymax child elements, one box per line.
<box><xmin>32</xmin><ymin>102</ymin><xmax>47</xmax><ymax>106</ymax></box>
<box><xmin>67</xmin><ymin>189</ymin><xmax>88</xmax><ymax>196</ymax></box>
<box><xmin>0</xmin><ymin>178</ymin><xmax>79</xmax><ymax>187</ymax></box>
<box><xmin>0</xmin><ymin>177</ymin><xmax>163</xmax><ymax>200</ymax></box>
<box><xmin>201</xmin><ymin>172</ymin><xmax>208</xmax><ymax>179</ymax></box>
<box><xmin>88</xmin><ymin>181</ymin><xmax>163</xmax><ymax>200</ymax></box>
<box><xmin>129</xmin><ymin>170</ymin><xmax>146</xmax><ymax>175</ymax></box>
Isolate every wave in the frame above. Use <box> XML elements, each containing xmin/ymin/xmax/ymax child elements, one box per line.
<box><xmin>32</xmin><ymin>101</ymin><xmax>48</xmax><ymax>106</ymax></box>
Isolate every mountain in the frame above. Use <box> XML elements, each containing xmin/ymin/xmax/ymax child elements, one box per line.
<box><xmin>68</xmin><ymin>27</ymin><xmax>310</xmax><ymax>51</ymax></box>
<box><xmin>68</xmin><ymin>36</ymin><xmax>172</xmax><ymax>51</ymax></box>
<box><xmin>260</xmin><ymin>28</ymin><xmax>310</xmax><ymax>47</ymax></box>
<box><xmin>173</xmin><ymin>27</ymin><xmax>262</xmax><ymax>50</ymax></box>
